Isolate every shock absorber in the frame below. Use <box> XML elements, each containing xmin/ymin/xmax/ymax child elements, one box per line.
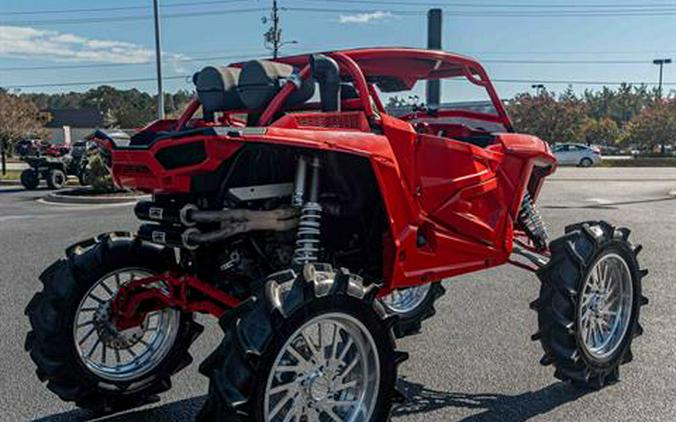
<box><xmin>292</xmin><ymin>156</ymin><xmax>322</xmax><ymax>267</ymax></box>
<box><xmin>518</xmin><ymin>191</ymin><xmax>549</xmax><ymax>250</ymax></box>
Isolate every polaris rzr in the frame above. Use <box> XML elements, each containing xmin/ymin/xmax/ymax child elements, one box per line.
<box><xmin>26</xmin><ymin>48</ymin><xmax>647</xmax><ymax>421</ymax></box>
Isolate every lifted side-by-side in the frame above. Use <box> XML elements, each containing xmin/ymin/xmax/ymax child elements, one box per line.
<box><xmin>25</xmin><ymin>48</ymin><xmax>647</xmax><ymax>421</ymax></box>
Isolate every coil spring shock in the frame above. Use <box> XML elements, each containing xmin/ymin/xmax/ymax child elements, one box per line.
<box><xmin>293</xmin><ymin>202</ymin><xmax>322</xmax><ymax>266</ymax></box>
<box><xmin>518</xmin><ymin>191</ymin><xmax>549</xmax><ymax>250</ymax></box>
<box><xmin>292</xmin><ymin>156</ymin><xmax>322</xmax><ymax>267</ymax></box>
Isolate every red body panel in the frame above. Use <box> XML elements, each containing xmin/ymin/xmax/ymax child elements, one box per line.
<box><xmin>112</xmin><ymin>120</ymin><xmax>555</xmax><ymax>292</ymax></box>
<box><xmin>110</xmin><ymin>47</ymin><xmax>556</xmax><ymax>293</ymax></box>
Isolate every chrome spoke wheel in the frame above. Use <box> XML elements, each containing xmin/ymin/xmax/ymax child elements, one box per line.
<box><xmin>264</xmin><ymin>313</ymin><xmax>380</xmax><ymax>422</ymax></box>
<box><xmin>73</xmin><ymin>268</ymin><xmax>180</xmax><ymax>381</ymax></box>
<box><xmin>578</xmin><ymin>253</ymin><xmax>633</xmax><ymax>360</ymax></box>
<box><xmin>380</xmin><ymin>284</ymin><xmax>432</xmax><ymax>314</ymax></box>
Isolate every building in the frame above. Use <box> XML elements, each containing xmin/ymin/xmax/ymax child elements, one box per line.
<box><xmin>44</xmin><ymin>108</ymin><xmax>105</xmax><ymax>145</ymax></box>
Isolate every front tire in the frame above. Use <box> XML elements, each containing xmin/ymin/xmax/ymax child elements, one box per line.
<box><xmin>532</xmin><ymin>221</ymin><xmax>647</xmax><ymax>388</ymax></box>
<box><xmin>198</xmin><ymin>264</ymin><xmax>406</xmax><ymax>421</ymax></box>
<box><xmin>25</xmin><ymin>233</ymin><xmax>203</xmax><ymax>413</ymax></box>
<box><xmin>20</xmin><ymin>169</ymin><xmax>39</xmax><ymax>190</ymax></box>
<box><xmin>380</xmin><ymin>282</ymin><xmax>446</xmax><ymax>338</ymax></box>
<box><xmin>46</xmin><ymin>168</ymin><xmax>66</xmax><ymax>189</ymax></box>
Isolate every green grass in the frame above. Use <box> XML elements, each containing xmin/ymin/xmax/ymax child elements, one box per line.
<box><xmin>0</xmin><ymin>170</ymin><xmax>21</xmax><ymax>180</ymax></box>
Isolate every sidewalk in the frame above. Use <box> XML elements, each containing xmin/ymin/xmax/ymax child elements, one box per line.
<box><xmin>550</xmin><ymin>167</ymin><xmax>676</xmax><ymax>181</ymax></box>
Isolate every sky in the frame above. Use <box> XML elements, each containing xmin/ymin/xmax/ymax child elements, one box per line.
<box><xmin>1</xmin><ymin>0</ymin><xmax>676</xmax><ymax>103</ymax></box>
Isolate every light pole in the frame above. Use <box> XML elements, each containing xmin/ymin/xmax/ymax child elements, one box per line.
<box><xmin>653</xmin><ymin>58</ymin><xmax>672</xmax><ymax>98</ymax></box>
<box><xmin>531</xmin><ymin>84</ymin><xmax>545</xmax><ymax>94</ymax></box>
<box><xmin>153</xmin><ymin>0</ymin><xmax>165</xmax><ymax>120</ymax></box>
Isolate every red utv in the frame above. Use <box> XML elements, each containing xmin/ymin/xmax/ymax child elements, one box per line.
<box><xmin>26</xmin><ymin>48</ymin><xmax>647</xmax><ymax>421</ymax></box>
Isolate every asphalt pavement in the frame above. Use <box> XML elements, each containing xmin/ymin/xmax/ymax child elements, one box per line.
<box><xmin>1</xmin><ymin>167</ymin><xmax>675</xmax><ymax>422</ymax></box>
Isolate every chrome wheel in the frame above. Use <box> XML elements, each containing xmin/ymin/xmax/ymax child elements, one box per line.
<box><xmin>264</xmin><ymin>313</ymin><xmax>380</xmax><ymax>422</ymax></box>
<box><xmin>578</xmin><ymin>253</ymin><xmax>633</xmax><ymax>360</ymax></box>
<box><xmin>380</xmin><ymin>284</ymin><xmax>432</xmax><ymax>314</ymax></box>
<box><xmin>73</xmin><ymin>268</ymin><xmax>180</xmax><ymax>382</ymax></box>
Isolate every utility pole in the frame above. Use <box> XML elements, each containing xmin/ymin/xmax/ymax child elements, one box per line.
<box><xmin>263</xmin><ymin>0</ymin><xmax>296</xmax><ymax>59</ymax></box>
<box><xmin>653</xmin><ymin>58</ymin><xmax>672</xmax><ymax>98</ymax></box>
<box><xmin>426</xmin><ymin>8</ymin><xmax>442</xmax><ymax>109</ymax></box>
<box><xmin>153</xmin><ymin>0</ymin><xmax>165</xmax><ymax>120</ymax></box>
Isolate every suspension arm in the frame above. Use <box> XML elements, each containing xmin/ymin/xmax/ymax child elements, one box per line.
<box><xmin>111</xmin><ymin>272</ymin><xmax>240</xmax><ymax>330</ymax></box>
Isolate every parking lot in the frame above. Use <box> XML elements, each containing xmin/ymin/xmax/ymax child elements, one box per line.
<box><xmin>1</xmin><ymin>167</ymin><xmax>675</xmax><ymax>421</ymax></box>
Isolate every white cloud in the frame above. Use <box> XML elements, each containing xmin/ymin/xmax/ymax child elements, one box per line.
<box><xmin>0</xmin><ymin>26</ymin><xmax>187</xmax><ymax>66</ymax></box>
<box><xmin>339</xmin><ymin>11</ymin><xmax>392</xmax><ymax>24</ymax></box>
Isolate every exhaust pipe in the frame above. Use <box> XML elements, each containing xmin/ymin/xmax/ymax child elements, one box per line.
<box><xmin>137</xmin><ymin>208</ymin><xmax>299</xmax><ymax>250</ymax></box>
<box><xmin>310</xmin><ymin>54</ymin><xmax>341</xmax><ymax>112</ymax></box>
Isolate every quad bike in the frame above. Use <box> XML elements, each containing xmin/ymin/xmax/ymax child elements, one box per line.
<box><xmin>25</xmin><ymin>48</ymin><xmax>647</xmax><ymax>421</ymax></box>
<box><xmin>20</xmin><ymin>142</ymin><xmax>90</xmax><ymax>189</ymax></box>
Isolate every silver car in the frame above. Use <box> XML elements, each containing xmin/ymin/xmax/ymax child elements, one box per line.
<box><xmin>552</xmin><ymin>143</ymin><xmax>602</xmax><ymax>167</ymax></box>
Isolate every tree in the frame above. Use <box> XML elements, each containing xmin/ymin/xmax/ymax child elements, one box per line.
<box><xmin>580</xmin><ymin>117</ymin><xmax>620</xmax><ymax>145</ymax></box>
<box><xmin>582</xmin><ymin>84</ymin><xmax>658</xmax><ymax>128</ymax></box>
<box><xmin>507</xmin><ymin>88</ymin><xmax>588</xmax><ymax>144</ymax></box>
<box><xmin>620</xmin><ymin>99</ymin><xmax>676</xmax><ymax>154</ymax></box>
<box><xmin>0</xmin><ymin>89</ymin><xmax>49</xmax><ymax>172</ymax></box>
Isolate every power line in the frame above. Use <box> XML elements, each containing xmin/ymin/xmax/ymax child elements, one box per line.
<box><xmin>0</xmin><ymin>52</ymin><xmax>269</xmax><ymax>72</ymax></box>
<box><xmin>483</xmin><ymin>59</ymin><xmax>655</xmax><ymax>64</ymax></box>
<box><xmin>285</xmin><ymin>6</ymin><xmax>676</xmax><ymax>17</ymax></box>
<box><xmin>3</xmin><ymin>75</ymin><xmax>190</xmax><ymax>90</ymax></box>
<box><xmin>293</xmin><ymin>0</ymin><xmax>676</xmax><ymax>9</ymax></box>
<box><xmin>7</xmin><ymin>4</ymin><xmax>676</xmax><ymax>26</ymax></box>
<box><xmin>4</xmin><ymin>74</ymin><xmax>675</xmax><ymax>90</ymax></box>
<box><xmin>2</xmin><ymin>7</ymin><xmax>268</xmax><ymax>26</ymax></box>
<box><xmin>0</xmin><ymin>0</ymin><xmax>248</xmax><ymax>16</ymax></box>
<box><xmin>492</xmin><ymin>78</ymin><xmax>676</xmax><ymax>86</ymax></box>
<box><xmin>2</xmin><ymin>56</ymin><xmax>666</xmax><ymax>73</ymax></box>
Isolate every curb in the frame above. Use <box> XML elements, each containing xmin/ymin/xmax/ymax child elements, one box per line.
<box><xmin>44</xmin><ymin>190</ymin><xmax>150</xmax><ymax>205</ymax></box>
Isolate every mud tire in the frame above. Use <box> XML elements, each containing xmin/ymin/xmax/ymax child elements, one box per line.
<box><xmin>20</xmin><ymin>169</ymin><xmax>40</xmax><ymax>190</ymax></box>
<box><xmin>46</xmin><ymin>168</ymin><xmax>66</xmax><ymax>189</ymax></box>
<box><xmin>198</xmin><ymin>263</ymin><xmax>406</xmax><ymax>421</ymax></box>
<box><xmin>381</xmin><ymin>282</ymin><xmax>446</xmax><ymax>338</ymax></box>
<box><xmin>25</xmin><ymin>232</ymin><xmax>203</xmax><ymax>414</ymax></box>
<box><xmin>532</xmin><ymin>221</ymin><xmax>647</xmax><ymax>388</ymax></box>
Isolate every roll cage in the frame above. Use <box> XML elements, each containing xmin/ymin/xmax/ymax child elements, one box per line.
<box><xmin>174</xmin><ymin>47</ymin><xmax>513</xmax><ymax>133</ymax></box>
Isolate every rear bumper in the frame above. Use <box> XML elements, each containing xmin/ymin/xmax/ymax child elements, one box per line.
<box><xmin>111</xmin><ymin>136</ymin><xmax>242</xmax><ymax>193</ymax></box>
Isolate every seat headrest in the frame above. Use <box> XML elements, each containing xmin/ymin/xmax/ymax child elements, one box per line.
<box><xmin>193</xmin><ymin>66</ymin><xmax>243</xmax><ymax>113</ymax></box>
<box><xmin>238</xmin><ymin>60</ymin><xmax>315</xmax><ymax>110</ymax></box>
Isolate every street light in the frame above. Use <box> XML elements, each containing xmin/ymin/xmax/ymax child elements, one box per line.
<box><xmin>532</xmin><ymin>84</ymin><xmax>545</xmax><ymax>94</ymax></box>
<box><xmin>652</xmin><ymin>58</ymin><xmax>672</xmax><ymax>98</ymax></box>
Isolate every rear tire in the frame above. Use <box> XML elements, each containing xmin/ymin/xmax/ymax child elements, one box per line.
<box><xmin>198</xmin><ymin>264</ymin><xmax>406</xmax><ymax>421</ymax></box>
<box><xmin>46</xmin><ymin>168</ymin><xmax>66</xmax><ymax>189</ymax></box>
<box><xmin>532</xmin><ymin>221</ymin><xmax>647</xmax><ymax>388</ymax></box>
<box><xmin>25</xmin><ymin>233</ymin><xmax>203</xmax><ymax>413</ymax></box>
<box><xmin>380</xmin><ymin>282</ymin><xmax>446</xmax><ymax>338</ymax></box>
<box><xmin>20</xmin><ymin>169</ymin><xmax>39</xmax><ymax>190</ymax></box>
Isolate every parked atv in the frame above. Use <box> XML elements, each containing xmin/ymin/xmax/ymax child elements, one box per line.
<box><xmin>20</xmin><ymin>155</ymin><xmax>70</xmax><ymax>190</ymax></box>
<box><xmin>26</xmin><ymin>48</ymin><xmax>647</xmax><ymax>421</ymax></box>
<box><xmin>20</xmin><ymin>141</ymin><xmax>94</xmax><ymax>190</ymax></box>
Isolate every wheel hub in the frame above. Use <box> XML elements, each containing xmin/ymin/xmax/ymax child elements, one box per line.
<box><xmin>307</xmin><ymin>373</ymin><xmax>332</xmax><ymax>402</ymax></box>
<box><xmin>264</xmin><ymin>314</ymin><xmax>380</xmax><ymax>421</ymax></box>
<box><xmin>73</xmin><ymin>268</ymin><xmax>181</xmax><ymax>382</ymax></box>
<box><xmin>578</xmin><ymin>253</ymin><xmax>633</xmax><ymax>360</ymax></box>
<box><xmin>93</xmin><ymin>301</ymin><xmax>147</xmax><ymax>350</ymax></box>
